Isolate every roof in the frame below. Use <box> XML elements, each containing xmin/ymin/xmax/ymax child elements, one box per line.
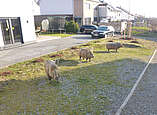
<box><xmin>116</xmin><ymin>7</ymin><xmax>134</xmax><ymax>16</ymax></box>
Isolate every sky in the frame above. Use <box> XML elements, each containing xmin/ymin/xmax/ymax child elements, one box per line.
<box><xmin>104</xmin><ymin>0</ymin><xmax>157</xmax><ymax>18</ymax></box>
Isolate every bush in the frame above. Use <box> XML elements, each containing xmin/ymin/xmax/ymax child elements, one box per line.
<box><xmin>65</xmin><ymin>21</ymin><xmax>79</xmax><ymax>33</ymax></box>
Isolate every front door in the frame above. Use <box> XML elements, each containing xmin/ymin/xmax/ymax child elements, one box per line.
<box><xmin>0</xmin><ymin>17</ymin><xmax>23</xmax><ymax>45</ymax></box>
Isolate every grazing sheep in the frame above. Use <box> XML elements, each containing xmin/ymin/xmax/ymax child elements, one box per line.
<box><xmin>106</xmin><ymin>42</ymin><xmax>122</xmax><ymax>52</ymax></box>
<box><xmin>44</xmin><ymin>60</ymin><xmax>59</xmax><ymax>81</ymax></box>
<box><xmin>79</xmin><ymin>48</ymin><xmax>94</xmax><ymax>62</ymax></box>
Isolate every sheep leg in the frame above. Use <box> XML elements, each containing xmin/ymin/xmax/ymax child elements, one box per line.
<box><xmin>54</xmin><ymin>70</ymin><xmax>59</xmax><ymax>81</ymax></box>
<box><xmin>108</xmin><ymin>49</ymin><xmax>110</xmax><ymax>52</ymax></box>
<box><xmin>89</xmin><ymin>58</ymin><xmax>91</xmax><ymax>62</ymax></box>
<box><xmin>116</xmin><ymin>49</ymin><xmax>117</xmax><ymax>52</ymax></box>
<box><xmin>79</xmin><ymin>56</ymin><xmax>82</xmax><ymax>60</ymax></box>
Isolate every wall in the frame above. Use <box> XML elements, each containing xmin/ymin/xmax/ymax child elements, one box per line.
<box><xmin>0</xmin><ymin>0</ymin><xmax>36</xmax><ymax>44</ymax></box>
<box><xmin>0</xmin><ymin>23</ymin><xmax>4</xmax><ymax>47</ymax></box>
<box><xmin>74</xmin><ymin>0</ymin><xmax>83</xmax><ymax>18</ymax></box>
<box><xmin>39</xmin><ymin>0</ymin><xmax>73</xmax><ymax>15</ymax></box>
<box><xmin>83</xmin><ymin>0</ymin><xmax>100</xmax><ymax>25</ymax></box>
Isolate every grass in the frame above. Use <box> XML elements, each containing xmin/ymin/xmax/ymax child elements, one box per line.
<box><xmin>134</xmin><ymin>32</ymin><xmax>157</xmax><ymax>38</ymax></box>
<box><xmin>0</xmin><ymin>37</ymin><xmax>157</xmax><ymax>114</ymax></box>
<box><xmin>132</xmin><ymin>26</ymin><xmax>150</xmax><ymax>35</ymax></box>
<box><xmin>40</xmin><ymin>33</ymin><xmax>74</xmax><ymax>38</ymax></box>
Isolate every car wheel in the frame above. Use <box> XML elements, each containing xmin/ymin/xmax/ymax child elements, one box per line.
<box><xmin>92</xmin><ymin>35</ymin><xmax>95</xmax><ymax>39</ymax></box>
<box><xmin>104</xmin><ymin>34</ymin><xmax>107</xmax><ymax>38</ymax></box>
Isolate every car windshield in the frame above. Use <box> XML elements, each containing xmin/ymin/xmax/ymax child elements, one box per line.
<box><xmin>84</xmin><ymin>26</ymin><xmax>95</xmax><ymax>29</ymax></box>
<box><xmin>97</xmin><ymin>27</ymin><xmax>108</xmax><ymax>31</ymax></box>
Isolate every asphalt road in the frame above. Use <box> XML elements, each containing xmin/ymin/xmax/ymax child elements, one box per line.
<box><xmin>0</xmin><ymin>35</ymin><xmax>95</xmax><ymax>69</ymax></box>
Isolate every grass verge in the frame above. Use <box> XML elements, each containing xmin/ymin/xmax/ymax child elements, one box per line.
<box><xmin>0</xmin><ymin>37</ymin><xmax>157</xmax><ymax>114</ymax></box>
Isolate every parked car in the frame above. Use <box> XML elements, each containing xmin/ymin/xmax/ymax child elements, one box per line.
<box><xmin>80</xmin><ymin>25</ymin><xmax>98</xmax><ymax>34</ymax></box>
<box><xmin>91</xmin><ymin>26</ymin><xmax>115</xmax><ymax>38</ymax></box>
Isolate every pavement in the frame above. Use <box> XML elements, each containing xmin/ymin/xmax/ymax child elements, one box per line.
<box><xmin>0</xmin><ymin>34</ymin><xmax>95</xmax><ymax>69</ymax></box>
<box><xmin>120</xmin><ymin>50</ymin><xmax>157</xmax><ymax>115</ymax></box>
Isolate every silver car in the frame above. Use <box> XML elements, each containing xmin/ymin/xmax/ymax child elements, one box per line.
<box><xmin>91</xmin><ymin>26</ymin><xmax>115</xmax><ymax>38</ymax></box>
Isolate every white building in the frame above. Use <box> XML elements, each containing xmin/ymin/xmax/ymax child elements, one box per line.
<box><xmin>35</xmin><ymin>0</ymin><xmax>100</xmax><ymax>25</ymax></box>
<box><xmin>95</xmin><ymin>3</ymin><xmax>134</xmax><ymax>23</ymax></box>
<box><xmin>0</xmin><ymin>0</ymin><xmax>36</xmax><ymax>48</ymax></box>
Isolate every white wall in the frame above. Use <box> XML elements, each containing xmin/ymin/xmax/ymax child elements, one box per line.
<box><xmin>83</xmin><ymin>0</ymin><xmax>100</xmax><ymax>24</ymax></box>
<box><xmin>0</xmin><ymin>0</ymin><xmax>36</xmax><ymax>44</ymax></box>
<box><xmin>0</xmin><ymin>23</ymin><xmax>4</xmax><ymax>47</ymax></box>
<box><xmin>32</xmin><ymin>0</ymin><xmax>41</xmax><ymax>15</ymax></box>
<box><xmin>39</xmin><ymin>0</ymin><xmax>73</xmax><ymax>15</ymax></box>
<box><xmin>20</xmin><ymin>16</ymin><xmax>36</xmax><ymax>43</ymax></box>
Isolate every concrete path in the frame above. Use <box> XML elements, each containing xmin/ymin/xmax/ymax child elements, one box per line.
<box><xmin>120</xmin><ymin>50</ymin><xmax>157</xmax><ymax>115</ymax></box>
<box><xmin>0</xmin><ymin>35</ymin><xmax>94</xmax><ymax>69</ymax></box>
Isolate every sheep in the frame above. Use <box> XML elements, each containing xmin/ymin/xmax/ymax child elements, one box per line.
<box><xmin>79</xmin><ymin>48</ymin><xmax>94</xmax><ymax>62</ymax></box>
<box><xmin>44</xmin><ymin>60</ymin><xmax>59</xmax><ymax>81</ymax></box>
<box><xmin>106</xmin><ymin>42</ymin><xmax>122</xmax><ymax>52</ymax></box>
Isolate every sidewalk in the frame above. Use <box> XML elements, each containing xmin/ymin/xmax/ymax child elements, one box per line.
<box><xmin>0</xmin><ymin>35</ymin><xmax>93</xmax><ymax>69</ymax></box>
<box><xmin>121</xmin><ymin>50</ymin><xmax>157</xmax><ymax>115</ymax></box>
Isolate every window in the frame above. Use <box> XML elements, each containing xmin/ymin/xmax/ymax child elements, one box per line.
<box><xmin>85</xmin><ymin>3</ymin><xmax>90</xmax><ymax>10</ymax></box>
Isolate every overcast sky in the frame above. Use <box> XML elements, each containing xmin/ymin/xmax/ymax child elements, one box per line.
<box><xmin>104</xmin><ymin>0</ymin><xmax>157</xmax><ymax>18</ymax></box>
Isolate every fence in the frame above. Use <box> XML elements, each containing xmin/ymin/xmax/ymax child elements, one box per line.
<box><xmin>34</xmin><ymin>15</ymin><xmax>73</xmax><ymax>34</ymax></box>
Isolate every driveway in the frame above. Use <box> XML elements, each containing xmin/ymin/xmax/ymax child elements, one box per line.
<box><xmin>0</xmin><ymin>35</ymin><xmax>95</xmax><ymax>69</ymax></box>
<box><xmin>118</xmin><ymin>50</ymin><xmax>157</xmax><ymax>115</ymax></box>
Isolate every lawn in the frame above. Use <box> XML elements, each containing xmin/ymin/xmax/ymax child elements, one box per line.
<box><xmin>40</xmin><ymin>34</ymin><xmax>74</xmax><ymax>38</ymax></box>
<box><xmin>0</xmin><ymin>37</ymin><xmax>157</xmax><ymax>114</ymax></box>
<box><xmin>134</xmin><ymin>32</ymin><xmax>157</xmax><ymax>38</ymax></box>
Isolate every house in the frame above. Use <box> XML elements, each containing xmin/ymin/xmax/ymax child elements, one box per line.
<box><xmin>95</xmin><ymin>3</ymin><xmax>135</xmax><ymax>23</ymax></box>
<box><xmin>0</xmin><ymin>0</ymin><xmax>36</xmax><ymax>48</ymax></box>
<box><xmin>95</xmin><ymin>3</ymin><xmax>122</xmax><ymax>23</ymax></box>
<box><xmin>35</xmin><ymin>0</ymin><xmax>100</xmax><ymax>25</ymax></box>
<box><xmin>116</xmin><ymin>7</ymin><xmax>135</xmax><ymax>21</ymax></box>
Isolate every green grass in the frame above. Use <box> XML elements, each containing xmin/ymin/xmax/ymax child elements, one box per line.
<box><xmin>0</xmin><ymin>37</ymin><xmax>156</xmax><ymax>114</ymax></box>
<box><xmin>132</xmin><ymin>26</ymin><xmax>150</xmax><ymax>35</ymax></box>
<box><xmin>40</xmin><ymin>34</ymin><xmax>74</xmax><ymax>38</ymax></box>
<box><xmin>134</xmin><ymin>32</ymin><xmax>157</xmax><ymax>38</ymax></box>
<box><xmin>132</xmin><ymin>26</ymin><xmax>151</xmax><ymax>31</ymax></box>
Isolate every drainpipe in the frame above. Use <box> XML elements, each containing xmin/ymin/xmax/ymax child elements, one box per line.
<box><xmin>82</xmin><ymin>0</ymin><xmax>84</xmax><ymax>25</ymax></box>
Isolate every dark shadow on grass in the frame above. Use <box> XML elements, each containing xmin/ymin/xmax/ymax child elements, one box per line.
<box><xmin>122</xmin><ymin>43</ymin><xmax>142</xmax><ymax>48</ymax></box>
<box><xmin>94</xmin><ymin>51</ymin><xmax>118</xmax><ymax>53</ymax></box>
<box><xmin>58</xmin><ymin>59</ymin><xmax>79</xmax><ymax>66</ymax></box>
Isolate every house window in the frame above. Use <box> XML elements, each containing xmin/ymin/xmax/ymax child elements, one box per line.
<box><xmin>85</xmin><ymin>3</ymin><xmax>90</xmax><ymax>10</ymax></box>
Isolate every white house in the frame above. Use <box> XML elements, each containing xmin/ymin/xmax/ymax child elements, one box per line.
<box><xmin>0</xmin><ymin>0</ymin><xmax>36</xmax><ymax>48</ymax></box>
<box><xmin>95</xmin><ymin>3</ymin><xmax>134</xmax><ymax>23</ymax></box>
<box><xmin>35</xmin><ymin>0</ymin><xmax>100</xmax><ymax>25</ymax></box>
<box><xmin>116</xmin><ymin>7</ymin><xmax>135</xmax><ymax>21</ymax></box>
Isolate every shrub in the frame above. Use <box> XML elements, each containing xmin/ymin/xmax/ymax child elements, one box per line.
<box><xmin>65</xmin><ymin>21</ymin><xmax>79</xmax><ymax>33</ymax></box>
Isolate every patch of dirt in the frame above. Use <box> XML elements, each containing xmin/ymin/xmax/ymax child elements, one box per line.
<box><xmin>0</xmin><ymin>71</ymin><xmax>13</xmax><ymax>76</ymax></box>
<box><xmin>49</xmin><ymin>54</ymin><xmax>63</xmax><ymax>58</ymax></box>
<box><xmin>31</xmin><ymin>58</ymin><xmax>44</xmax><ymax>63</ymax></box>
<box><xmin>130</xmin><ymin>40</ymin><xmax>140</xmax><ymax>44</ymax></box>
<box><xmin>107</xmin><ymin>40</ymin><xmax>114</xmax><ymax>42</ymax></box>
<box><xmin>70</xmin><ymin>46</ymin><xmax>78</xmax><ymax>50</ymax></box>
<box><xmin>93</xmin><ymin>41</ymin><xmax>101</xmax><ymax>43</ymax></box>
<box><xmin>120</xmin><ymin>37</ymin><xmax>134</xmax><ymax>40</ymax></box>
<box><xmin>81</xmin><ymin>44</ymin><xmax>91</xmax><ymax>46</ymax></box>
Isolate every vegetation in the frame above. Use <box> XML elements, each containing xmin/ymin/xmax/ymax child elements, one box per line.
<box><xmin>65</xmin><ymin>21</ymin><xmax>79</xmax><ymax>33</ymax></box>
<box><xmin>0</xmin><ymin>37</ymin><xmax>157</xmax><ymax>114</ymax></box>
<box><xmin>40</xmin><ymin>34</ymin><xmax>74</xmax><ymax>38</ymax></box>
<box><xmin>132</xmin><ymin>26</ymin><xmax>151</xmax><ymax>35</ymax></box>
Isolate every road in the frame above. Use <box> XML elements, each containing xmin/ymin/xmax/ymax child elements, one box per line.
<box><xmin>0</xmin><ymin>35</ymin><xmax>94</xmax><ymax>69</ymax></box>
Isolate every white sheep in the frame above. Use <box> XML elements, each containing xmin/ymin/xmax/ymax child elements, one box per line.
<box><xmin>44</xmin><ymin>60</ymin><xmax>59</xmax><ymax>81</ymax></box>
